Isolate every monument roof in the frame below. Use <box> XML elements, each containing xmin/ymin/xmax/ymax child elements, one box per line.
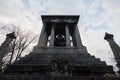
<box><xmin>41</xmin><ymin>15</ymin><xmax>80</xmax><ymax>24</ymax></box>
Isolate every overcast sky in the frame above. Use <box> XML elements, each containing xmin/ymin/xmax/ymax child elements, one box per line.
<box><xmin>0</xmin><ymin>0</ymin><xmax>120</xmax><ymax>71</ymax></box>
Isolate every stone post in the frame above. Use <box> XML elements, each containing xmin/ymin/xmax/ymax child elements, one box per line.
<box><xmin>104</xmin><ymin>32</ymin><xmax>120</xmax><ymax>75</ymax></box>
<box><xmin>65</xmin><ymin>24</ymin><xmax>71</xmax><ymax>47</ymax></box>
<box><xmin>74</xmin><ymin>24</ymin><xmax>83</xmax><ymax>47</ymax></box>
<box><xmin>0</xmin><ymin>32</ymin><xmax>16</xmax><ymax>72</ymax></box>
<box><xmin>49</xmin><ymin>23</ymin><xmax>55</xmax><ymax>46</ymax></box>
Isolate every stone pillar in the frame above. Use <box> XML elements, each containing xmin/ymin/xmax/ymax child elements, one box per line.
<box><xmin>65</xmin><ymin>24</ymin><xmax>71</xmax><ymax>47</ymax></box>
<box><xmin>104</xmin><ymin>32</ymin><xmax>120</xmax><ymax>75</ymax></box>
<box><xmin>45</xmin><ymin>34</ymin><xmax>49</xmax><ymax>46</ymax></box>
<box><xmin>71</xmin><ymin>34</ymin><xmax>76</xmax><ymax>47</ymax></box>
<box><xmin>74</xmin><ymin>24</ymin><xmax>83</xmax><ymax>47</ymax></box>
<box><xmin>49</xmin><ymin>24</ymin><xmax>55</xmax><ymax>46</ymax></box>
<box><xmin>38</xmin><ymin>23</ymin><xmax>46</xmax><ymax>47</ymax></box>
<box><xmin>42</xmin><ymin>31</ymin><xmax>48</xmax><ymax>46</ymax></box>
<box><xmin>0</xmin><ymin>32</ymin><xmax>16</xmax><ymax>72</ymax></box>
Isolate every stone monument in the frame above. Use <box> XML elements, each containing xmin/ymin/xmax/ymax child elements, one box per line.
<box><xmin>1</xmin><ymin>15</ymin><xmax>120</xmax><ymax>79</ymax></box>
<box><xmin>104</xmin><ymin>32</ymin><xmax>120</xmax><ymax>75</ymax></box>
<box><xmin>0</xmin><ymin>32</ymin><xmax>16</xmax><ymax>71</ymax></box>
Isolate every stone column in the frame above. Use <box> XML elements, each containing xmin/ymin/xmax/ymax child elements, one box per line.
<box><xmin>65</xmin><ymin>24</ymin><xmax>71</xmax><ymax>47</ymax></box>
<box><xmin>38</xmin><ymin>23</ymin><xmax>46</xmax><ymax>47</ymax></box>
<box><xmin>42</xmin><ymin>31</ymin><xmax>48</xmax><ymax>46</ymax></box>
<box><xmin>104</xmin><ymin>32</ymin><xmax>120</xmax><ymax>75</ymax></box>
<box><xmin>71</xmin><ymin>34</ymin><xmax>76</xmax><ymax>47</ymax></box>
<box><xmin>49</xmin><ymin>23</ymin><xmax>55</xmax><ymax>46</ymax></box>
<box><xmin>0</xmin><ymin>32</ymin><xmax>16</xmax><ymax>70</ymax></box>
<box><xmin>45</xmin><ymin>34</ymin><xmax>49</xmax><ymax>46</ymax></box>
<box><xmin>74</xmin><ymin>24</ymin><xmax>83</xmax><ymax>47</ymax></box>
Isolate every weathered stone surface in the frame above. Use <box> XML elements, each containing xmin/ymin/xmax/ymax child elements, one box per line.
<box><xmin>0</xmin><ymin>75</ymin><xmax>120</xmax><ymax>80</ymax></box>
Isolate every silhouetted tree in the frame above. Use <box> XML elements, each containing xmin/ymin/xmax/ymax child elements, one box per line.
<box><xmin>0</xmin><ymin>24</ymin><xmax>36</xmax><ymax>65</ymax></box>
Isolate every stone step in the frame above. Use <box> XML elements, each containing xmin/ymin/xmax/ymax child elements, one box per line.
<box><xmin>20</xmin><ymin>55</ymin><xmax>96</xmax><ymax>61</ymax></box>
<box><xmin>70</xmin><ymin>61</ymin><xmax>106</xmax><ymax>66</ymax></box>
<box><xmin>15</xmin><ymin>59</ymin><xmax>98</xmax><ymax>64</ymax></box>
<box><xmin>25</xmin><ymin>53</ymin><xmax>98</xmax><ymax>61</ymax></box>
<box><xmin>15</xmin><ymin>55</ymin><xmax>99</xmax><ymax>63</ymax></box>
<box><xmin>0</xmin><ymin>75</ymin><xmax>119</xmax><ymax>80</ymax></box>
<box><xmin>14</xmin><ymin>60</ymin><xmax>50</xmax><ymax>64</ymax></box>
<box><xmin>16</xmin><ymin>57</ymin><xmax>99</xmax><ymax>62</ymax></box>
<box><xmin>70</xmin><ymin>58</ymin><xmax>101</xmax><ymax>62</ymax></box>
<box><xmin>6</xmin><ymin>64</ymin><xmax>51</xmax><ymax>73</ymax></box>
<box><xmin>25</xmin><ymin>53</ymin><xmax>92</xmax><ymax>58</ymax></box>
<box><xmin>14</xmin><ymin>60</ymin><xmax>106</xmax><ymax>66</ymax></box>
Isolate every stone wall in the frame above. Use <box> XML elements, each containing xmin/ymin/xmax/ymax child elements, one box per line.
<box><xmin>0</xmin><ymin>75</ymin><xmax>120</xmax><ymax>80</ymax></box>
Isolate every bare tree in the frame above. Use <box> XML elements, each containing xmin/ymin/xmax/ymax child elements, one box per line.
<box><xmin>0</xmin><ymin>24</ymin><xmax>37</xmax><ymax>64</ymax></box>
<box><xmin>9</xmin><ymin>27</ymin><xmax>36</xmax><ymax>64</ymax></box>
